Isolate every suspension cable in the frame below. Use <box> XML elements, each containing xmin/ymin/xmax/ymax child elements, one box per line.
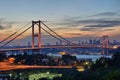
<box><xmin>0</xmin><ymin>26</ymin><xmax>32</xmax><ymax>49</ymax></box>
<box><xmin>0</xmin><ymin>22</ymin><xmax>31</xmax><ymax>43</ymax></box>
<box><xmin>41</xmin><ymin>27</ymin><xmax>67</xmax><ymax>44</ymax></box>
<box><xmin>40</xmin><ymin>21</ymin><xmax>77</xmax><ymax>45</ymax></box>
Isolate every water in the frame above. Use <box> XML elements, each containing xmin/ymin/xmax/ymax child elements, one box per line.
<box><xmin>49</xmin><ymin>53</ymin><xmax>112</xmax><ymax>61</ymax></box>
<box><xmin>76</xmin><ymin>54</ymin><xmax>112</xmax><ymax>61</ymax></box>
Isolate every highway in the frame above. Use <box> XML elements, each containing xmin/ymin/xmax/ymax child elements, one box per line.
<box><xmin>0</xmin><ymin>62</ymin><xmax>74</xmax><ymax>71</ymax></box>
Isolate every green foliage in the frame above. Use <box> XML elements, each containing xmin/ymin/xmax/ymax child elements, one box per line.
<box><xmin>39</xmin><ymin>78</ymin><xmax>48</xmax><ymax>80</ymax></box>
<box><xmin>91</xmin><ymin>57</ymin><xmax>112</xmax><ymax>71</ymax></box>
<box><xmin>85</xmin><ymin>52</ymin><xmax>120</xmax><ymax>80</ymax></box>
<box><xmin>91</xmin><ymin>52</ymin><xmax>120</xmax><ymax>71</ymax></box>
<box><xmin>53</xmin><ymin>77</ymin><xmax>62</xmax><ymax>80</ymax></box>
<box><xmin>112</xmin><ymin>52</ymin><xmax>120</xmax><ymax>68</ymax></box>
<box><xmin>62</xmin><ymin>54</ymin><xmax>76</xmax><ymax>65</ymax></box>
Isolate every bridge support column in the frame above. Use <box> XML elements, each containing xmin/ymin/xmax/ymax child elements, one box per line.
<box><xmin>32</xmin><ymin>20</ymin><xmax>41</xmax><ymax>48</ymax></box>
<box><xmin>38</xmin><ymin>20</ymin><xmax>41</xmax><ymax>48</ymax></box>
<box><xmin>100</xmin><ymin>35</ymin><xmax>109</xmax><ymax>55</ymax></box>
<box><xmin>32</xmin><ymin>21</ymin><xmax>34</xmax><ymax>48</ymax></box>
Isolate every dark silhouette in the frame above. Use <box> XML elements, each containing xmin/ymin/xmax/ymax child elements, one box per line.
<box><xmin>39</xmin><ymin>78</ymin><xmax>47</xmax><ymax>80</ymax></box>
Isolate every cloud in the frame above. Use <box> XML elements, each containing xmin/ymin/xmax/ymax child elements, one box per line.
<box><xmin>54</xmin><ymin>19</ymin><xmax>120</xmax><ymax>32</ymax></box>
<box><xmin>80</xmin><ymin>27</ymin><xmax>115</xmax><ymax>31</ymax></box>
<box><xmin>79</xmin><ymin>20</ymin><xmax>120</xmax><ymax>31</ymax></box>
<box><xmin>0</xmin><ymin>19</ymin><xmax>13</xmax><ymax>30</ymax></box>
<box><xmin>53</xmin><ymin>20</ymin><xmax>80</xmax><ymax>27</ymax></box>
<box><xmin>80</xmin><ymin>27</ymin><xmax>98</xmax><ymax>31</ymax></box>
<box><xmin>0</xmin><ymin>25</ymin><xmax>4</xmax><ymax>30</ymax></box>
<box><xmin>57</xmin><ymin>15</ymin><xmax>120</xmax><ymax>32</ymax></box>
<box><xmin>84</xmin><ymin>22</ymin><xmax>120</xmax><ymax>28</ymax></box>
<box><xmin>0</xmin><ymin>18</ymin><xmax>29</xmax><ymax>30</ymax></box>
<box><xmin>0</xmin><ymin>23</ymin><xmax>12</xmax><ymax>30</ymax></box>
<box><xmin>90</xmin><ymin>12</ymin><xmax>118</xmax><ymax>17</ymax></box>
<box><xmin>77</xmin><ymin>19</ymin><xmax>120</xmax><ymax>24</ymax></box>
<box><xmin>50</xmin><ymin>17</ymin><xmax>120</xmax><ymax>33</ymax></box>
<box><xmin>79</xmin><ymin>19</ymin><xmax>120</xmax><ymax>31</ymax></box>
<box><xmin>63</xmin><ymin>33</ymin><xmax>82</xmax><ymax>36</ymax></box>
<box><xmin>51</xmin><ymin>12</ymin><xmax>120</xmax><ymax>28</ymax></box>
<box><xmin>104</xmin><ymin>29</ymin><xmax>115</xmax><ymax>31</ymax></box>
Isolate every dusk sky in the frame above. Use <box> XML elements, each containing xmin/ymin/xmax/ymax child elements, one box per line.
<box><xmin>0</xmin><ymin>0</ymin><xmax>120</xmax><ymax>45</ymax></box>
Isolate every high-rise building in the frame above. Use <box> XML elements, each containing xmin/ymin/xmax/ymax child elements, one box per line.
<box><xmin>113</xmin><ymin>40</ymin><xmax>117</xmax><ymax>44</ymax></box>
<box><xmin>82</xmin><ymin>41</ymin><xmax>84</xmax><ymax>45</ymax></box>
<box><xmin>93</xmin><ymin>39</ymin><xmax>96</xmax><ymax>44</ymax></box>
<box><xmin>56</xmin><ymin>42</ymin><xmax>59</xmax><ymax>45</ymax></box>
<box><xmin>28</xmin><ymin>42</ymin><xmax>31</xmax><ymax>47</ymax></box>
<box><xmin>59</xmin><ymin>40</ymin><xmax>62</xmax><ymax>45</ymax></box>
<box><xmin>89</xmin><ymin>39</ymin><xmax>92</xmax><ymax>44</ymax></box>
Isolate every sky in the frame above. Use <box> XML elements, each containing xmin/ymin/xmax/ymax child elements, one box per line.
<box><xmin>0</xmin><ymin>0</ymin><xmax>120</xmax><ymax>45</ymax></box>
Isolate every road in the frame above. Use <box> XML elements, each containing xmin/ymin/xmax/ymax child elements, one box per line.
<box><xmin>0</xmin><ymin>62</ymin><xmax>74</xmax><ymax>71</ymax></box>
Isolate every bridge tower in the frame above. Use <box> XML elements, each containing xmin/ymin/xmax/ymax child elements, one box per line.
<box><xmin>32</xmin><ymin>20</ymin><xmax>41</xmax><ymax>48</ymax></box>
<box><xmin>100</xmin><ymin>35</ymin><xmax>109</xmax><ymax>55</ymax></box>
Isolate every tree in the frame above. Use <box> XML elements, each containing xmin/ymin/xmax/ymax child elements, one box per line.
<box><xmin>112</xmin><ymin>52</ymin><xmax>120</xmax><ymax>68</ymax></box>
<box><xmin>53</xmin><ymin>77</ymin><xmax>61</xmax><ymax>80</ymax></box>
<box><xmin>0</xmin><ymin>53</ymin><xmax>7</xmax><ymax>61</ymax></box>
<box><xmin>39</xmin><ymin>78</ymin><xmax>47</xmax><ymax>80</ymax></box>
<box><xmin>102</xmin><ymin>70</ymin><xmax>120</xmax><ymax>80</ymax></box>
<box><xmin>91</xmin><ymin>57</ymin><xmax>112</xmax><ymax>71</ymax></box>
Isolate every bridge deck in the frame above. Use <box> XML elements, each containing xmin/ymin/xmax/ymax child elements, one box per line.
<box><xmin>0</xmin><ymin>45</ymin><xmax>113</xmax><ymax>51</ymax></box>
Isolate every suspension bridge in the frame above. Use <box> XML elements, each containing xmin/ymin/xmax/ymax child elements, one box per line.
<box><xmin>0</xmin><ymin>20</ymin><xmax>116</xmax><ymax>55</ymax></box>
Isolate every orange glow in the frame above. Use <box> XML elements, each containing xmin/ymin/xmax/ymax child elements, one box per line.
<box><xmin>8</xmin><ymin>57</ymin><xmax>15</xmax><ymax>63</ymax></box>
<box><xmin>0</xmin><ymin>22</ymin><xmax>120</xmax><ymax>45</ymax></box>
<box><xmin>113</xmin><ymin>45</ymin><xmax>120</xmax><ymax>49</ymax></box>
<box><xmin>59</xmin><ymin>51</ymin><xmax>66</xmax><ymax>55</ymax></box>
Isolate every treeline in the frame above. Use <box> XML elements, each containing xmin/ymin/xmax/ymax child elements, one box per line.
<box><xmin>52</xmin><ymin>52</ymin><xmax>120</xmax><ymax>80</ymax></box>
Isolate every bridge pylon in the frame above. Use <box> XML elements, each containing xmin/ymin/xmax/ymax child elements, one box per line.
<box><xmin>32</xmin><ymin>20</ymin><xmax>41</xmax><ymax>48</ymax></box>
<box><xmin>100</xmin><ymin>35</ymin><xmax>109</xmax><ymax>55</ymax></box>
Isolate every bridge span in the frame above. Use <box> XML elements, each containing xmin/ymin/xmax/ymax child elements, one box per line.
<box><xmin>0</xmin><ymin>20</ymin><xmax>114</xmax><ymax>54</ymax></box>
<box><xmin>0</xmin><ymin>45</ymin><xmax>114</xmax><ymax>52</ymax></box>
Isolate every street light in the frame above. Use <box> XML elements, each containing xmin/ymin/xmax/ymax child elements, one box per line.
<box><xmin>19</xmin><ymin>73</ymin><xmax>22</xmax><ymax>76</ymax></box>
<box><xmin>47</xmin><ymin>71</ymin><xmax>50</xmax><ymax>74</ymax></box>
<box><xmin>9</xmin><ymin>73</ymin><xmax>12</xmax><ymax>80</ymax></box>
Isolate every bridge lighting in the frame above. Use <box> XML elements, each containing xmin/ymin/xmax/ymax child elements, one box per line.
<box><xmin>9</xmin><ymin>73</ymin><xmax>12</xmax><ymax>80</ymax></box>
<box><xmin>9</xmin><ymin>73</ymin><xmax>12</xmax><ymax>77</ymax></box>
<box><xmin>19</xmin><ymin>73</ymin><xmax>22</xmax><ymax>76</ymax></box>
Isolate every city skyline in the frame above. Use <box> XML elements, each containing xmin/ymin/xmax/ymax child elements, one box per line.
<box><xmin>0</xmin><ymin>0</ymin><xmax>120</xmax><ymax>45</ymax></box>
